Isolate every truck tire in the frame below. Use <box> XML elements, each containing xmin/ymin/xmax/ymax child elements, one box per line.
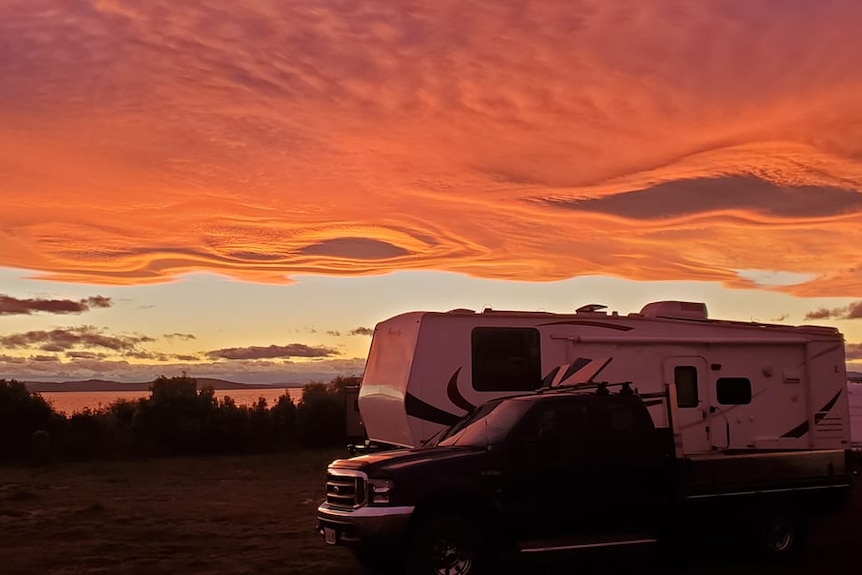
<box><xmin>753</xmin><ymin>504</ymin><xmax>805</xmax><ymax>559</ymax></box>
<box><xmin>404</xmin><ymin>512</ymin><xmax>487</xmax><ymax>575</ymax></box>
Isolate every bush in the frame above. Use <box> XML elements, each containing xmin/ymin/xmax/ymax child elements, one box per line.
<box><xmin>130</xmin><ymin>375</ymin><xmax>217</xmax><ymax>456</ymax></box>
<box><xmin>297</xmin><ymin>381</ymin><xmax>349</xmax><ymax>448</ymax></box>
<box><xmin>0</xmin><ymin>379</ymin><xmax>59</xmax><ymax>463</ymax></box>
<box><xmin>0</xmin><ymin>375</ymin><xmax>355</xmax><ymax>463</ymax></box>
<box><xmin>60</xmin><ymin>408</ymin><xmax>116</xmax><ymax>460</ymax></box>
<box><xmin>271</xmin><ymin>393</ymin><xmax>298</xmax><ymax>450</ymax></box>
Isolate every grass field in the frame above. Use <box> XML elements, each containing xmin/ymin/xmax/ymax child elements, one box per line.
<box><xmin>0</xmin><ymin>450</ymin><xmax>356</xmax><ymax>575</ymax></box>
<box><xmin>1</xmin><ymin>451</ymin><xmax>859</xmax><ymax>574</ymax></box>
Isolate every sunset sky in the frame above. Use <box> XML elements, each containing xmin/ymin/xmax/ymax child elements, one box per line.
<box><xmin>2</xmin><ymin>0</ymin><xmax>862</xmax><ymax>383</ymax></box>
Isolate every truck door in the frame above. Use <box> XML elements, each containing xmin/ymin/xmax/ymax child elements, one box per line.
<box><xmin>586</xmin><ymin>395</ymin><xmax>667</xmax><ymax>534</ymax></box>
<box><xmin>663</xmin><ymin>357</ymin><xmax>711</xmax><ymax>453</ymax></box>
<box><xmin>501</xmin><ymin>397</ymin><xmax>599</xmax><ymax>541</ymax></box>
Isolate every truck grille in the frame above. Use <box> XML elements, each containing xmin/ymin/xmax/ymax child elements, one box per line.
<box><xmin>326</xmin><ymin>471</ymin><xmax>366</xmax><ymax>508</ymax></box>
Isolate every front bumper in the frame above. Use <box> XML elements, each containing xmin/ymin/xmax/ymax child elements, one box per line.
<box><xmin>316</xmin><ymin>502</ymin><xmax>415</xmax><ymax>546</ymax></box>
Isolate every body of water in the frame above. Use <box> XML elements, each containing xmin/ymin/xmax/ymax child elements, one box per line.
<box><xmin>41</xmin><ymin>387</ymin><xmax>304</xmax><ymax>415</ymax></box>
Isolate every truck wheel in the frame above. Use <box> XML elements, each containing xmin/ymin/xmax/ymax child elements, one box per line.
<box><xmin>754</xmin><ymin>505</ymin><xmax>804</xmax><ymax>559</ymax></box>
<box><xmin>405</xmin><ymin>512</ymin><xmax>486</xmax><ymax>575</ymax></box>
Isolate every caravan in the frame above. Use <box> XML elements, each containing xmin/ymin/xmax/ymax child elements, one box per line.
<box><xmin>358</xmin><ymin>300</ymin><xmax>852</xmax><ymax>455</ymax></box>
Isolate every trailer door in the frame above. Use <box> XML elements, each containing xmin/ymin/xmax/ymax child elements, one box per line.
<box><xmin>664</xmin><ymin>357</ymin><xmax>711</xmax><ymax>453</ymax></box>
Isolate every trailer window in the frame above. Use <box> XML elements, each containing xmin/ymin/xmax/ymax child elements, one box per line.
<box><xmin>471</xmin><ymin>327</ymin><xmax>542</xmax><ymax>392</ymax></box>
<box><xmin>716</xmin><ymin>378</ymin><xmax>752</xmax><ymax>405</ymax></box>
<box><xmin>674</xmin><ymin>366</ymin><xmax>699</xmax><ymax>408</ymax></box>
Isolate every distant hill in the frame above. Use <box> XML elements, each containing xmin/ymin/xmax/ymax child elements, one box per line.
<box><xmin>848</xmin><ymin>371</ymin><xmax>862</xmax><ymax>383</ymax></box>
<box><xmin>23</xmin><ymin>378</ymin><xmax>303</xmax><ymax>393</ymax></box>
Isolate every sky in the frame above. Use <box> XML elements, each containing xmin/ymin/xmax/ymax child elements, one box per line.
<box><xmin>2</xmin><ymin>0</ymin><xmax>862</xmax><ymax>383</ymax></box>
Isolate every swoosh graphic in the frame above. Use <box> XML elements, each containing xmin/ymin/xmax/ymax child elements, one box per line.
<box><xmin>815</xmin><ymin>389</ymin><xmax>842</xmax><ymax>423</ymax></box>
<box><xmin>559</xmin><ymin>358</ymin><xmax>592</xmax><ymax>381</ymax></box>
<box><xmin>447</xmin><ymin>367</ymin><xmax>476</xmax><ymax>412</ymax></box>
<box><xmin>545</xmin><ymin>357</ymin><xmax>614</xmax><ymax>387</ymax></box>
<box><xmin>405</xmin><ymin>392</ymin><xmax>461</xmax><ymax>427</ymax></box>
<box><xmin>780</xmin><ymin>388</ymin><xmax>843</xmax><ymax>439</ymax></box>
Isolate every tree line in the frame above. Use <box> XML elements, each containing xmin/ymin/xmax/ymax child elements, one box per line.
<box><xmin>0</xmin><ymin>375</ymin><xmax>362</xmax><ymax>465</ymax></box>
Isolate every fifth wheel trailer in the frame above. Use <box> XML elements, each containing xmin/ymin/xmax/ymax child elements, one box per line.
<box><xmin>357</xmin><ymin>300</ymin><xmax>852</xmax><ymax>455</ymax></box>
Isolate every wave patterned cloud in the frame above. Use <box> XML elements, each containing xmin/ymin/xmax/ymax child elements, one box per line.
<box><xmin>1</xmin><ymin>1</ymin><xmax>862</xmax><ymax>295</ymax></box>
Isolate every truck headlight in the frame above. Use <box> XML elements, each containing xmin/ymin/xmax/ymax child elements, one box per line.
<box><xmin>368</xmin><ymin>478</ymin><xmax>393</xmax><ymax>504</ymax></box>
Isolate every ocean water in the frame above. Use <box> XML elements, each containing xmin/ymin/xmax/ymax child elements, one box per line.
<box><xmin>41</xmin><ymin>387</ymin><xmax>304</xmax><ymax>415</ymax></box>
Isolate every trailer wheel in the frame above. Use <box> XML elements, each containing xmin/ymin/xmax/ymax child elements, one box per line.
<box><xmin>754</xmin><ymin>505</ymin><xmax>804</xmax><ymax>559</ymax></box>
<box><xmin>404</xmin><ymin>512</ymin><xmax>487</xmax><ymax>575</ymax></box>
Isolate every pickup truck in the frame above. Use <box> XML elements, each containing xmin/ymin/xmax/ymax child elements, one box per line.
<box><xmin>316</xmin><ymin>383</ymin><xmax>852</xmax><ymax>574</ymax></box>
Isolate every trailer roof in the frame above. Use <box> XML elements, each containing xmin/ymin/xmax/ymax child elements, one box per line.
<box><xmin>413</xmin><ymin>301</ymin><xmax>842</xmax><ymax>338</ymax></box>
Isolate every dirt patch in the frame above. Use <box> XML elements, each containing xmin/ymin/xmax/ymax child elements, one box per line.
<box><xmin>1</xmin><ymin>452</ymin><xmax>859</xmax><ymax>574</ymax></box>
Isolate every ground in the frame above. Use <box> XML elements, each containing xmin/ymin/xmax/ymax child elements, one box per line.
<box><xmin>0</xmin><ymin>451</ymin><xmax>859</xmax><ymax>574</ymax></box>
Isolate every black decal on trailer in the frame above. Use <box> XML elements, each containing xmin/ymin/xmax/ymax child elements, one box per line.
<box><xmin>538</xmin><ymin>320</ymin><xmax>634</xmax><ymax>331</ymax></box>
<box><xmin>559</xmin><ymin>358</ymin><xmax>592</xmax><ymax>380</ymax></box>
<box><xmin>781</xmin><ymin>420</ymin><xmax>809</xmax><ymax>439</ymax></box>
<box><xmin>405</xmin><ymin>392</ymin><xmax>462</xmax><ymax>426</ymax></box>
<box><xmin>446</xmin><ymin>367</ymin><xmax>476</xmax><ymax>412</ymax></box>
<box><xmin>542</xmin><ymin>357</ymin><xmax>615</xmax><ymax>387</ymax></box>
<box><xmin>780</xmin><ymin>389</ymin><xmax>843</xmax><ymax>439</ymax></box>
<box><xmin>587</xmin><ymin>357</ymin><xmax>613</xmax><ymax>382</ymax></box>
<box><xmin>808</xmin><ymin>344</ymin><xmax>844</xmax><ymax>362</ymax></box>
<box><xmin>642</xmin><ymin>399</ymin><xmax>665</xmax><ymax>407</ymax></box>
<box><xmin>815</xmin><ymin>390</ymin><xmax>842</xmax><ymax>424</ymax></box>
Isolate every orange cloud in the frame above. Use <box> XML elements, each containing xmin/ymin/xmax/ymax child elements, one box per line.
<box><xmin>1</xmin><ymin>1</ymin><xmax>862</xmax><ymax>294</ymax></box>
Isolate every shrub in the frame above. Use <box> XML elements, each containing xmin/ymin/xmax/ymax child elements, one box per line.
<box><xmin>297</xmin><ymin>381</ymin><xmax>347</xmax><ymax>448</ymax></box>
<box><xmin>0</xmin><ymin>379</ymin><xmax>58</xmax><ymax>463</ymax></box>
<box><xmin>1</xmin><ymin>375</ymin><xmax>355</xmax><ymax>463</ymax></box>
<box><xmin>60</xmin><ymin>408</ymin><xmax>115</xmax><ymax>460</ymax></box>
<box><xmin>270</xmin><ymin>392</ymin><xmax>298</xmax><ymax>450</ymax></box>
<box><xmin>130</xmin><ymin>375</ymin><xmax>216</xmax><ymax>456</ymax></box>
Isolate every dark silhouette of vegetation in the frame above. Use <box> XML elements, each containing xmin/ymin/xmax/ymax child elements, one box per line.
<box><xmin>0</xmin><ymin>380</ymin><xmax>61</xmax><ymax>463</ymax></box>
<box><xmin>297</xmin><ymin>375</ymin><xmax>360</xmax><ymax>448</ymax></box>
<box><xmin>0</xmin><ymin>374</ymin><xmax>362</xmax><ymax>464</ymax></box>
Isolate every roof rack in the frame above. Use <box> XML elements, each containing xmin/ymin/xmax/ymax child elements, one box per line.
<box><xmin>537</xmin><ymin>380</ymin><xmax>637</xmax><ymax>396</ymax></box>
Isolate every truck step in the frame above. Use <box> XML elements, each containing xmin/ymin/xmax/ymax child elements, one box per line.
<box><xmin>519</xmin><ymin>533</ymin><xmax>658</xmax><ymax>554</ymax></box>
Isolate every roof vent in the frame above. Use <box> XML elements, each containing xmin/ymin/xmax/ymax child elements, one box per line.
<box><xmin>640</xmin><ymin>300</ymin><xmax>708</xmax><ymax>320</ymax></box>
<box><xmin>576</xmin><ymin>304</ymin><xmax>607</xmax><ymax>313</ymax></box>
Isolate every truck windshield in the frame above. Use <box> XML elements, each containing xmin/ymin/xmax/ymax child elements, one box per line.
<box><xmin>437</xmin><ymin>399</ymin><xmax>532</xmax><ymax>447</ymax></box>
